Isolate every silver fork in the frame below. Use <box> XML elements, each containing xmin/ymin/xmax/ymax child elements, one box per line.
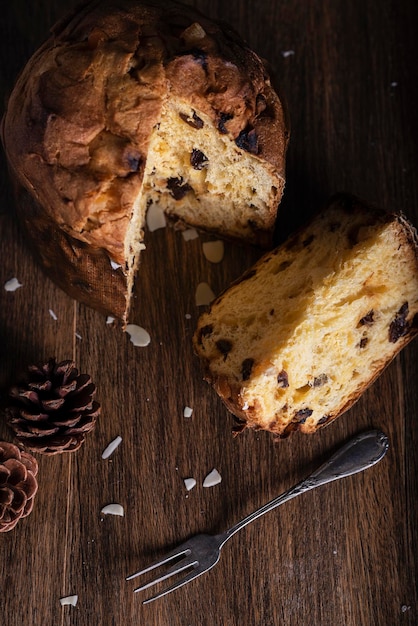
<box><xmin>127</xmin><ymin>430</ymin><xmax>388</xmax><ymax>604</ymax></box>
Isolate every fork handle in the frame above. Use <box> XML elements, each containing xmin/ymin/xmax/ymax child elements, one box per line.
<box><xmin>219</xmin><ymin>430</ymin><xmax>388</xmax><ymax>546</ymax></box>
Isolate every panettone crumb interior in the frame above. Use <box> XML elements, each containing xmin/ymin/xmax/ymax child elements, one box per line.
<box><xmin>195</xmin><ymin>208</ymin><xmax>418</xmax><ymax>431</ymax></box>
<box><xmin>124</xmin><ymin>97</ymin><xmax>282</xmax><ymax>299</ymax></box>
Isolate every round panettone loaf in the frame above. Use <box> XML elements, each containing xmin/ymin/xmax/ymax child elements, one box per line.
<box><xmin>1</xmin><ymin>0</ymin><xmax>289</xmax><ymax>323</ymax></box>
<box><xmin>193</xmin><ymin>194</ymin><xmax>418</xmax><ymax>438</ymax></box>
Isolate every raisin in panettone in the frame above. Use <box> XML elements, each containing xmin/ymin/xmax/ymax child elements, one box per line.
<box><xmin>193</xmin><ymin>194</ymin><xmax>418</xmax><ymax>437</ymax></box>
<box><xmin>2</xmin><ymin>0</ymin><xmax>288</xmax><ymax>323</ymax></box>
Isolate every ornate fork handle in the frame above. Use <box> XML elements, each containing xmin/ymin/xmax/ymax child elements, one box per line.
<box><xmin>128</xmin><ymin>430</ymin><xmax>389</xmax><ymax>603</ymax></box>
<box><xmin>217</xmin><ymin>430</ymin><xmax>389</xmax><ymax>548</ymax></box>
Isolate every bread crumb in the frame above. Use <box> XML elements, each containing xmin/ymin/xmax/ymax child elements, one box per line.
<box><xmin>182</xmin><ymin>228</ymin><xmax>199</xmax><ymax>241</ymax></box>
<box><xmin>60</xmin><ymin>595</ymin><xmax>78</xmax><ymax>607</ymax></box>
<box><xmin>203</xmin><ymin>468</ymin><xmax>222</xmax><ymax>487</ymax></box>
<box><xmin>100</xmin><ymin>503</ymin><xmax>124</xmax><ymax>516</ymax></box>
<box><xmin>102</xmin><ymin>436</ymin><xmax>122</xmax><ymax>459</ymax></box>
<box><xmin>110</xmin><ymin>260</ymin><xmax>122</xmax><ymax>270</ymax></box>
<box><xmin>184</xmin><ymin>477</ymin><xmax>196</xmax><ymax>491</ymax></box>
<box><xmin>4</xmin><ymin>277</ymin><xmax>22</xmax><ymax>292</ymax></box>
<box><xmin>183</xmin><ymin>406</ymin><xmax>193</xmax><ymax>418</ymax></box>
<box><xmin>49</xmin><ymin>309</ymin><xmax>58</xmax><ymax>320</ymax></box>
<box><xmin>281</xmin><ymin>50</ymin><xmax>295</xmax><ymax>57</ymax></box>
<box><xmin>146</xmin><ymin>203</ymin><xmax>166</xmax><ymax>232</ymax></box>
<box><xmin>182</xmin><ymin>22</ymin><xmax>206</xmax><ymax>42</ymax></box>
<box><xmin>195</xmin><ymin>282</ymin><xmax>215</xmax><ymax>306</ymax></box>
<box><xmin>106</xmin><ymin>316</ymin><xmax>115</xmax><ymax>325</ymax></box>
<box><xmin>202</xmin><ymin>240</ymin><xmax>224</xmax><ymax>263</ymax></box>
<box><xmin>125</xmin><ymin>324</ymin><xmax>151</xmax><ymax>347</ymax></box>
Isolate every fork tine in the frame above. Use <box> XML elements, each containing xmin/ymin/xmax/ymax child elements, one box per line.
<box><xmin>141</xmin><ymin>568</ymin><xmax>204</xmax><ymax>605</ymax></box>
<box><xmin>133</xmin><ymin>558</ymin><xmax>197</xmax><ymax>594</ymax></box>
<box><xmin>126</xmin><ymin>545</ymin><xmax>191</xmax><ymax>581</ymax></box>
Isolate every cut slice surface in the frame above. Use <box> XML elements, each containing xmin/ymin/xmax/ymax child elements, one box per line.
<box><xmin>193</xmin><ymin>195</ymin><xmax>418</xmax><ymax>436</ymax></box>
<box><xmin>124</xmin><ymin>96</ymin><xmax>285</xmax><ymax>310</ymax></box>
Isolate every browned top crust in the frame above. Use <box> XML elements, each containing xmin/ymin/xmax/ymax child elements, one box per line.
<box><xmin>2</xmin><ymin>0</ymin><xmax>288</xmax><ymax>268</ymax></box>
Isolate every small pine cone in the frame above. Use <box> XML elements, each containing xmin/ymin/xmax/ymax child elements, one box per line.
<box><xmin>5</xmin><ymin>358</ymin><xmax>100</xmax><ymax>455</ymax></box>
<box><xmin>0</xmin><ymin>441</ymin><xmax>38</xmax><ymax>532</ymax></box>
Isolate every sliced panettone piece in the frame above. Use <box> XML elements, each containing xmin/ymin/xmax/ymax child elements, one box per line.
<box><xmin>1</xmin><ymin>0</ymin><xmax>288</xmax><ymax>323</ymax></box>
<box><xmin>193</xmin><ymin>194</ymin><xmax>418</xmax><ymax>437</ymax></box>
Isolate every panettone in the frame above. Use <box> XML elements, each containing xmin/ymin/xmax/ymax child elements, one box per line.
<box><xmin>193</xmin><ymin>194</ymin><xmax>418</xmax><ymax>437</ymax></box>
<box><xmin>2</xmin><ymin>0</ymin><xmax>288</xmax><ymax>323</ymax></box>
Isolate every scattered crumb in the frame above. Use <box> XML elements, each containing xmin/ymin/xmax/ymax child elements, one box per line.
<box><xmin>401</xmin><ymin>605</ymin><xmax>411</xmax><ymax>613</ymax></box>
<box><xmin>184</xmin><ymin>477</ymin><xmax>197</xmax><ymax>491</ymax></box>
<box><xmin>195</xmin><ymin>282</ymin><xmax>215</xmax><ymax>306</ymax></box>
<box><xmin>125</xmin><ymin>324</ymin><xmax>151</xmax><ymax>347</ymax></box>
<box><xmin>147</xmin><ymin>203</ymin><xmax>166</xmax><ymax>231</ymax></box>
<box><xmin>75</xmin><ymin>332</ymin><xmax>82</xmax><ymax>340</ymax></box>
<box><xmin>182</xmin><ymin>228</ymin><xmax>199</xmax><ymax>241</ymax></box>
<box><xmin>110</xmin><ymin>260</ymin><xmax>122</xmax><ymax>270</ymax></box>
<box><xmin>106</xmin><ymin>316</ymin><xmax>115</xmax><ymax>325</ymax></box>
<box><xmin>49</xmin><ymin>309</ymin><xmax>58</xmax><ymax>320</ymax></box>
<box><xmin>202</xmin><ymin>240</ymin><xmax>224</xmax><ymax>263</ymax></box>
<box><xmin>60</xmin><ymin>595</ymin><xmax>78</xmax><ymax>607</ymax></box>
<box><xmin>100</xmin><ymin>503</ymin><xmax>124</xmax><ymax>517</ymax></box>
<box><xmin>102</xmin><ymin>436</ymin><xmax>122</xmax><ymax>460</ymax></box>
<box><xmin>281</xmin><ymin>49</ymin><xmax>295</xmax><ymax>57</ymax></box>
<box><xmin>390</xmin><ymin>81</ymin><xmax>398</xmax><ymax>87</ymax></box>
<box><xmin>183</xmin><ymin>406</ymin><xmax>193</xmax><ymax>418</ymax></box>
<box><xmin>203</xmin><ymin>468</ymin><xmax>222</xmax><ymax>488</ymax></box>
<box><xmin>4</xmin><ymin>277</ymin><xmax>22</xmax><ymax>292</ymax></box>
<box><xmin>185</xmin><ymin>313</ymin><xmax>191</xmax><ymax>319</ymax></box>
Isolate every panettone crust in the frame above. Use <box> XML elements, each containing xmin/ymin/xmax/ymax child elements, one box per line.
<box><xmin>2</xmin><ymin>0</ymin><xmax>288</xmax><ymax>320</ymax></box>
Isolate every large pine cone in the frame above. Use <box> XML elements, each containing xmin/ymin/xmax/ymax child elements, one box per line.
<box><xmin>0</xmin><ymin>441</ymin><xmax>38</xmax><ymax>532</ymax></box>
<box><xmin>5</xmin><ymin>358</ymin><xmax>100</xmax><ymax>455</ymax></box>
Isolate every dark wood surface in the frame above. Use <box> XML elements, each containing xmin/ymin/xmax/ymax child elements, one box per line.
<box><xmin>1</xmin><ymin>1</ymin><xmax>417</xmax><ymax>625</ymax></box>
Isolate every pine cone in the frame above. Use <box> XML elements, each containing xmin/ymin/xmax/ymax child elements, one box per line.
<box><xmin>0</xmin><ymin>441</ymin><xmax>38</xmax><ymax>532</ymax></box>
<box><xmin>5</xmin><ymin>358</ymin><xmax>100</xmax><ymax>455</ymax></box>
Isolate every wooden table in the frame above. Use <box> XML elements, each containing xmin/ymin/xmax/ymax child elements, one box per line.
<box><xmin>1</xmin><ymin>1</ymin><xmax>417</xmax><ymax>624</ymax></box>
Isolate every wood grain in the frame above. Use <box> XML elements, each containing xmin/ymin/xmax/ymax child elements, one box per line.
<box><xmin>0</xmin><ymin>1</ymin><xmax>417</xmax><ymax>625</ymax></box>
